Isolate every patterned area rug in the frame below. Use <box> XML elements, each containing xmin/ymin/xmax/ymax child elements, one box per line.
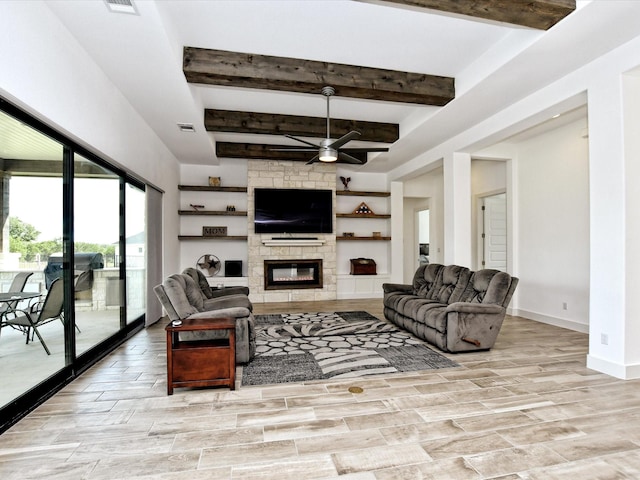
<box><xmin>241</xmin><ymin>311</ymin><xmax>460</xmax><ymax>386</ymax></box>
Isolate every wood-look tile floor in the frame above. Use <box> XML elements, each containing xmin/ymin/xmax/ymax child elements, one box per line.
<box><xmin>2</xmin><ymin>299</ymin><xmax>640</xmax><ymax>479</ymax></box>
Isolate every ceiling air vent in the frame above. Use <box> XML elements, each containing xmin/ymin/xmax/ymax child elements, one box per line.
<box><xmin>104</xmin><ymin>0</ymin><xmax>138</xmax><ymax>15</ymax></box>
<box><xmin>177</xmin><ymin>123</ymin><xmax>196</xmax><ymax>133</ymax></box>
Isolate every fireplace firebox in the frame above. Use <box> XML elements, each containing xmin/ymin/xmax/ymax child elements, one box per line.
<box><xmin>264</xmin><ymin>259</ymin><xmax>323</xmax><ymax>290</ymax></box>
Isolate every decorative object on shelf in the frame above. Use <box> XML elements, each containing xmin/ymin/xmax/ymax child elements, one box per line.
<box><xmin>226</xmin><ymin>205</ymin><xmax>236</xmax><ymax>212</ymax></box>
<box><xmin>350</xmin><ymin>258</ymin><xmax>377</xmax><ymax>275</ymax></box>
<box><xmin>340</xmin><ymin>176</ymin><xmax>351</xmax><ymax>191</ymax></box>
<box><xmin>372</xmin><ymin>231</ymin><xmax>381</xmax><ymax>238</ymax></box>
<box><xmin>208</xmin><ymin>176</ymin><xmax>221</xmax><ymax>187</ymax></box>
<box><xmin>202</xmin><ymin>226</ymin><xmax>227</xmax><ymax>237</ymax></box>
<box><xmin>190</xmin><ymin>203</ymin><xmax>205</xmax><ymax>211</ymax></box>
<box><xmin>196</xmin><ymin>254</ymin><xmax>221</xmax><ymax>277</ymax></box>
<box><xmin>353</xmin><ymin>202</ymin><xmax>374</xmax><ymax>215</ymax></box>
<box><xmin>343</xmin><ymin>232</ymin><xmax>354</xmax><ymax>237</ymax></box>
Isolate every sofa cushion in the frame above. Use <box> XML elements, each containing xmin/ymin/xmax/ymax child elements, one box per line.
<box><xmin>384</xmin><ymin>292</ymin><xmax>421</xmax><ymax>314</ymax></box>
<box><xmin>458</xmin><ymin>269</ymin><xmax>515</xmax><ymax>307</ymax></box>
<box><xmin>484</xmin><ymin>271</ymin><xmax>515</xmax><ymax>306</ymax></box>
<box><xmin>459</xmin><ymin>269</ymin><xmax>500</xmax><ymax>303</ymax></box>
<box><xmin>400</xmin><ymin>297</ymin><xmax>448</xmax><ymax>332</ymax></box>
<box><xmin>182</xmin><ymin>267</ymin><xmax>214</xmax><ymax>299</ymax></box>
<box><xmin>163</xmin><ymin>275</ymin><xmax>200</xmax><ymax>318</ymax></box>
<box><xmin>413</xmin><ymin>263</ymin><xmax>444</xmax><ymax>297</ymax></box>
<box><xmin>428</xmin><ymin>265</ymin><xmax>471</xmax><ymax>304</ymax></box>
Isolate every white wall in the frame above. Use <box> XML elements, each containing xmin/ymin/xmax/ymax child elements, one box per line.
<box><xmin>513</xmin><ymin>118</ymin><xmax>590</xmax><ymax>332</ymax></box>
<box><xmin>622</xmin><ymin>73</ymin><xmax>640</xmax><ymax>370</ymax></box>
<box><xmin>0</xmin><ymin>1</ymin><xmax>181</xmax><ymax>277</ymax></box>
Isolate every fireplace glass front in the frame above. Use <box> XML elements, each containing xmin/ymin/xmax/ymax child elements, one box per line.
<box><xmin>264</xmin><ymin>259</ymin><xmax>323</xmax><ymax>290</ymax></box>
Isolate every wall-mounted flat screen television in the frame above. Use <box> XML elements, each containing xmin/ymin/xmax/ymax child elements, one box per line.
<box><xmin>254</xmin><ymin>188</ymin><xmax>333</xmax><ymax>234</ymax></box>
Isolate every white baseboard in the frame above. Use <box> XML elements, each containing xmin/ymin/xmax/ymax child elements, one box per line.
<box><xmin>336</xmin><ymin>292</ymin><xmax>384</xmax><ymax>299</ymax></box>
<box><xmin>511</xmin><ymin>308</ymin><xmax>589</xmax><ymax>334</ymax></box>
<box><xmin>587</xmin><ymin>354</ymin><xmax>640</xmax><ymax>380</ymax></box>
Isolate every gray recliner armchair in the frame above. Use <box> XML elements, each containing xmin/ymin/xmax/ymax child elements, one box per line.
<box><xmin>154</xmin><ymin>273</ymin><xmax>256</xmax><ymax>363</ymax></box>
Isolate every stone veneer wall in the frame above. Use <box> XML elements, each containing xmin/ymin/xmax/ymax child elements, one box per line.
<box><xmin>247</xmin><ymin>160</ymin><xmax>337</xmax><ymax>303</ymax></box>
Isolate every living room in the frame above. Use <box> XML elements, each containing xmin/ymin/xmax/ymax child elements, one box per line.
<box><xmin>3</xmin><ymin>0</ymin><xmax>640</xmax><ymax>476</ymax></box>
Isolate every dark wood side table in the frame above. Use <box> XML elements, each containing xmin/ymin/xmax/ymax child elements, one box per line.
<box><xmin>165</xmin><ymin>317</ymin><xmax>236</xmax><ymax>395</ymax></box>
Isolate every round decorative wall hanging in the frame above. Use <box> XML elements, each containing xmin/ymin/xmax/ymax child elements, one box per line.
<box><xmin>196</xmin><ymin>254</ymin><xmax>221</xmax><ymax>277</ymax></box>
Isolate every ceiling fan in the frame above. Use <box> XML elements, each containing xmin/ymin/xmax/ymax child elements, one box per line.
<box><xmin>274</xmin><ymin>86</ymin><xmax>389</xmax><ymax>165</ymax></box>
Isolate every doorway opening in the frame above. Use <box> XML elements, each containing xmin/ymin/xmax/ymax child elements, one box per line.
<box><xmin>417</xmin><ymin>209</ymin><xmax>430</xmax><ymax>266</ymax></box>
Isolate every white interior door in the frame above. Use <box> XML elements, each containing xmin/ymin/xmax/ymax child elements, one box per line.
<box><xmin>481</xmin><ymin>193</ymin><xmax>507</xmax><ymax>271</ymax></box>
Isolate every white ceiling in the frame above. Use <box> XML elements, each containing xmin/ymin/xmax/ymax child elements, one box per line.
<box><xmin>41</xmin><ymin>1</ymin><xmax>640</xmax><ymax>174</ymax></box>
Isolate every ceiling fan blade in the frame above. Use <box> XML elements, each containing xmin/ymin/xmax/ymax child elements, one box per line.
<box><xmin>338</xmin><ymin>151</ymin><xmax>365</xmax><ymax>165</ymax></box>
<box><xmin>329</xmin><ymin>131</ymin><xmax>361</xmax><ymax>150</ymax></box>
<box><xmin>341</xmin><ymin>147</ymin><xmax>389</xmax><ymax>153</ymax></box>
<box><xmin>305</xmin><ymin>154</ymin><xmax>320</xmax><ymax>165</ymax></box>
<box><xmin>270</xmin><ymin>147</ymin><xmax>317</xmax><ymax>151</ymax></box>
<box><xmin>286</xmin><ymin>134</ymin><xmax>320</xmax><ymax>148</ymax></box>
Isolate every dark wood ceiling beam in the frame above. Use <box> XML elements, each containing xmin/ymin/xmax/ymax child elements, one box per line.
<box><xmin>216</xmin><ymin>142</ymin><xmax>368</xmax><ymax>164</ymax></box>
<box><xmin>377</xmin><ymin>0</ymin><xmax>575</xmax><ymax>30</ymax></box>
<box><xmin>205</xmin><ymin>110</ymin><xmax>399</xmax><ymax>143</ymax></box>
<box><xmin>184</xmin><ymin>47</ymin><xmax>455</xmax><ymax>106</ymax></box>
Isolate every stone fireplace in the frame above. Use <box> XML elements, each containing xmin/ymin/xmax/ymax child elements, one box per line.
<box><xmin>247</xmin><ymin>160</ymin><xmax>337</xmax><ymax>303</ymax></box>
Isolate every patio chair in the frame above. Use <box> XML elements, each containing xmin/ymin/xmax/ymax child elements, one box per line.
<box><xmin>2</xmin><ymin>278</ymin><xmax>64</xmax><ymax>355</ymax></box>
<box><xmin>0</xmin><ymin>271</ymin><xmax>34</xmax><ymax>320</ymax></box>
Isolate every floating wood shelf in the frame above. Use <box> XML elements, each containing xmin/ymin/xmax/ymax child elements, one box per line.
<box><xmin>337</xmin><ymin>213</ymin><xmax>391</xmax><ymax>219</ymax></box>
<box><xmin>336</xmin><ymin>236</ymin><xmax>391</xmax><ymax>241</ymax></box>
<box><xmin>336</xmin><ymin>190</ymin><xmax>390</xmax><ymax>197</ymax></box>
<box><xmin>178</xmin><ymin>210</ymin><xmax>247</xmax><ymax>216</ymax></box>
<box><xmin>178</xmin><ymin>235</ymin><xmax>248</xmax><ymax>241</ymax></box>
<box><xmin>178</xmin><ymin>185</ymin><xmax>247</xmax><ymax>192</ymax></box>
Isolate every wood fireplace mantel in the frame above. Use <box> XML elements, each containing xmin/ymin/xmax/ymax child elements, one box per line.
<box><xmin>262</xmin><ymin>238</ymin><xmax>327</xmax><ymax>247</ymax></box>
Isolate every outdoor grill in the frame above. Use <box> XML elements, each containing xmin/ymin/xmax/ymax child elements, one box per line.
<box><xmin>44</xmin><ymin>252</ymin><xmax>105</xmax><ymax>291</ymax></box>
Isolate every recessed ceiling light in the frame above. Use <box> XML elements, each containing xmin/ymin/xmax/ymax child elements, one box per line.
<box><xmin>104</xmin><ymin>0</ymin><xmax>138</xmax><ymax>15</ymax></box>
<box><xmin>551</xmin><ymin>113</ymin><xmax>561</xmax><ymax>119</ymax></box>
<box><xmin>177</xmin><ymin>123</ymin><xmax>196</xmax><ymax>133</ymax></box>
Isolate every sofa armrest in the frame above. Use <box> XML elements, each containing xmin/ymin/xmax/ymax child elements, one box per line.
<box><xmin>446</xmin><ymin>302</ymin><xmax>504</xmax><ymax>315</ymax></box>
<box><xmin>187</xmin><ymin>306</ymin><xmax>251</xmax><ymax>320</ymax></box>
<box><xmin>203</xmin><ymin>294</ymin><xmax>252</xmax><ymax>312</ymax></box>
<box><xmin>383</xmin><ymin>283</ymin><xmax>413</xmax><ymax>294</ymax></box>
<box><xmin>445</xmin><ymin>303</ymin><xmax>507</xmax><ymax>352</ymax></box>
<box><xmin>210</xmin><ymin>286</ymin><xmax>250</xmax><ymax>298</ymax></box>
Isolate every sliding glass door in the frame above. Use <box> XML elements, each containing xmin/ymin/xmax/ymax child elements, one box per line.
<box><xmin>0</xmin><ymin>98</ymin><xmax>148</xmax><ymax>432</ymax></box>
<box><xmin>125</xmin><ymin>183</ymin><xmax>146</xmax><ymax>324</ymax></box>
<box><xmin>73</xmin><ymin>154</ymin><xmax>122</xmax><ymax>355</ymax></box>
<box><xmin>0</xmin><ymin>110</ymin><xmax>66</xmax><ymax>406</ymax></box>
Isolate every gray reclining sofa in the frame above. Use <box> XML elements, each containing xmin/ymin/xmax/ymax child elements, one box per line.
<box><xmin>154</xmin><ymin>272</ymin><xmax>256</xmax><ymax>363</ymax></box>
<box><xmin>383</xmin><ymin>264</ymin><xmax>518</xmax><ymax>353</ymax></box>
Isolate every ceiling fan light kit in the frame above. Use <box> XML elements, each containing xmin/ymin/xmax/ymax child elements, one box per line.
<box><xmin>319</xmin><ymin>139</ymin><xmax>337</xmax><ymax>162</ymax></box>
